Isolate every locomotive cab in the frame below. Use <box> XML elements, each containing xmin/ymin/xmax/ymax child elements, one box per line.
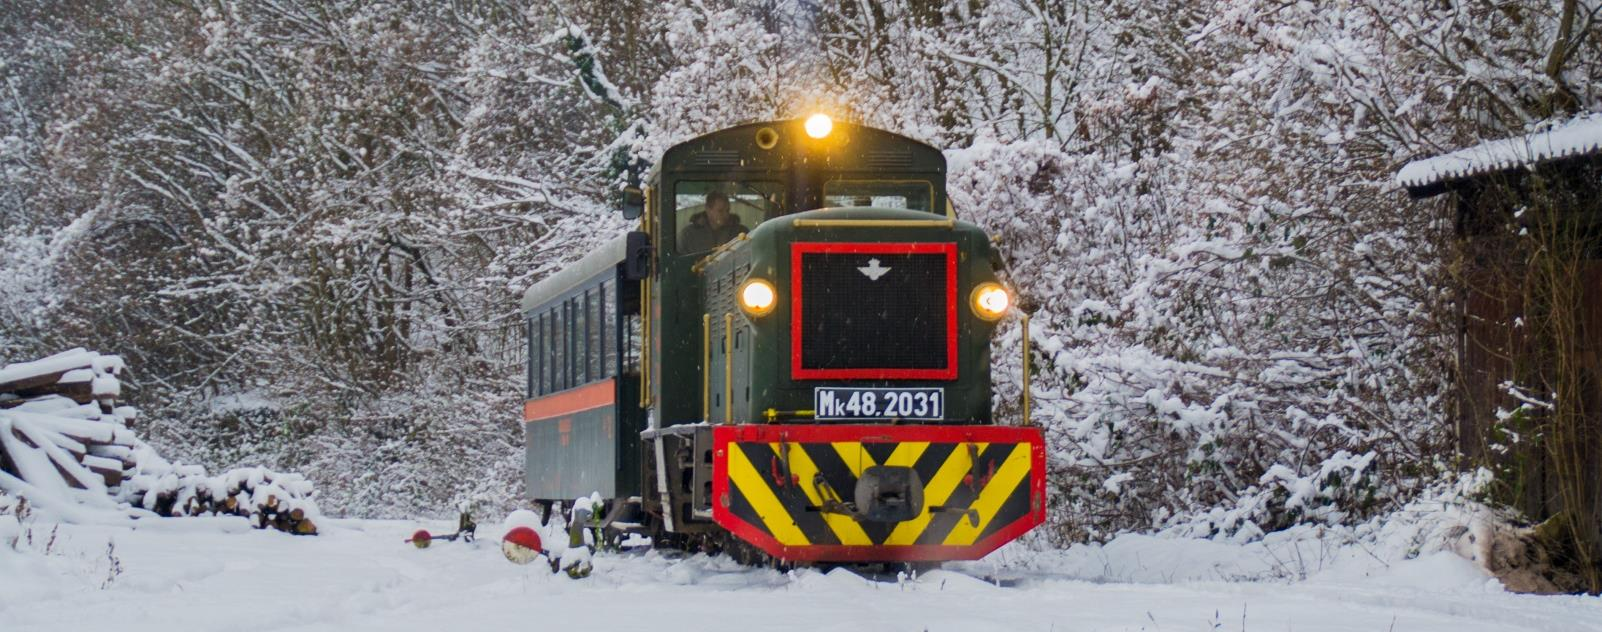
<box><xmin>646</xmin><ymin>118</ymin><xmax>996</xmax><ymax>426</ymax></box>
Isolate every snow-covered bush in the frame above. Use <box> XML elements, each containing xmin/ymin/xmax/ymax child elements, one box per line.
<box><xmin>933</xmin><ymin>122</ymin><xmax>1444</xmax><ymax>542</ymax></box>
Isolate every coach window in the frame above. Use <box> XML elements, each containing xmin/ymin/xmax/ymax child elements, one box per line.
<box><xmin>525</xmin><ymin>317</ymin><xmax>535</xmax><ymax>398</ymax></box>
<box><xmin>536</xmin><ymin>310</ymin><xmax>547</xmax><ymax>395</ymax></box>
<box><xmin>547</xmin><ymin>308</ymin><xmax>559</xmax><ymax>393</ymax></box>
<box><xmin>560</xmin><ymin>304</ymin><xmax>573</xmax><ymax>393</ymax></box>
<box><xmin>535</xmin><ymin>311</ymin><xmax>550</xmax><ymax>395</ymax></box>
<box><xmin>575</xmin><ymin>297</ymin><xmax>585</xmax><ymax>386</ymax></box>
<box><xmin>571</xmin><ymin>296</ymin><xmax>583</xmax><ymax>386</ymax></box>
<box><xmin>573</xmin><ymin>293</ymin><xmax>584</xmax><ymax>385</ymax></box>
<box><xmin>577</xmin><ymin>293</ymin><xmax>588</xmax><ymax>384</ymax></box>
<box><xmin>530</xmin><ymin>312</ymin><xmax>539</xmax><ymax>396</ymax></box>
<box><xmin>582</xmin><ymin>290</ymin><xmax>595</xmax><ymax>383</ymax></box>
<box><xmin>603</xmin><ymin>280</ymin><xmax>618</xmax><ymax>378</ymax></box>
<box><xmin>573</xmin><ymin>296</ymin><xmax>585</xmax><ymax>385</ymax></box>
<box><xmin>673</xmin><ymin>180</ymin><xmax>784</xmax><ymax>254</ymax></box>
<box><xmin>590</xmin><ymin>288</ymin><xmax>602</xmax><ymax>382</ymax></box>
<box><xmin>588</xmin><ymin>288</ymin><xmax>602</xmax><ymax>381</ymax></box>
<box><xmin>560</xmin><ymin>302</ymin><xmax>567</xmax><ymax>390</ymax></box>
<box><xmin>570</xmin><ymin>298</ymin><xmax>580</xmax><ymax>389</ymax></box>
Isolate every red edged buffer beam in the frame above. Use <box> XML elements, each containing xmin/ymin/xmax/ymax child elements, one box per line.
<box><xmin>711</xmin><ymin>423</ymin><xmax>1046</xmax><ymax>562</ymax></box>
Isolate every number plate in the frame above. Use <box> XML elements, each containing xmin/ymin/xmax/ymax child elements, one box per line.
<box><xmin>813</xmin><ymin>387</ymin><xmax>944</xmax><ymax>421</ymax></box>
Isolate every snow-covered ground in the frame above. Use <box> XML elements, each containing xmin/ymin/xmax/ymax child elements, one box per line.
<box><xmin>3</xmin><ymin>516</ymin><xmax>1599</xmax><ymax>632</ymax></box>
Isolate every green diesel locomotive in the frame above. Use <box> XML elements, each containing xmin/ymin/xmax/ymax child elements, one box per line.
<box><xmin>520</xmin><ymin>116</ymin><xmax>1044</xmax><ymax>563</ymax></box>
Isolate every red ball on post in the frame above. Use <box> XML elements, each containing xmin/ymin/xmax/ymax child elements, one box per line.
<box><xmin>501</xmin><ymin>526</ymin><xmax>544</xmax><ymax>564</ymax></box>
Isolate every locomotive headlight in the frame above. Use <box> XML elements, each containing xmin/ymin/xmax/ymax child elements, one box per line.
<box><xmin>804</xmin><ymin>113</ymin><xmax>833</xmax><ymax>139</ymax></box>
<box><xmin>739</xmin><ymin>279</ymin><xmax>777</xmax><ymax>316</ymax></box>
<box><xmin>971</xmin><ymin>282</ymin><xmax>1011</xmax><ymax>320</ymax></box>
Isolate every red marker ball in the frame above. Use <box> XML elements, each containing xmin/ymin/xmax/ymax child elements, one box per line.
<box><xmin>501</xmin><ymin>526</ymin><xmax>544</xmax><ymax>564</ymax></box>
<box><xmin>409</xmin><ymin>529</ymin><xmax>432</xmax><ymax>549</ymax></box>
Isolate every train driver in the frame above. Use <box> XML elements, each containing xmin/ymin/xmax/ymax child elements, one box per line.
<box><xmin>679</xmin><ymin>191</ymin><xmax>749</xmax><ymax>254</ymax></box>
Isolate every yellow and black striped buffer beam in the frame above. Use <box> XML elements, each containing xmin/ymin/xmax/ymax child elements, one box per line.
<box><xmin>711</xmin><ymin>424</ymin><xmax>1046</xmax><ymax>562</ymax></box>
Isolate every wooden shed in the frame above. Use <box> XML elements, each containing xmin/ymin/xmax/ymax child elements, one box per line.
<box><xmin>1399</xmin><ymin>114</ymin><xmax>1602</xmax><ymax>590</ymax></box>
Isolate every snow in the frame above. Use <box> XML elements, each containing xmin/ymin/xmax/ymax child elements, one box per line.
<box><xmin>56</xmin><ymin>369</ymin><xmax>93</xmax><ymax>384</ymax></box>
<box><xmin>89</xmin><ymin>375</ymin><xmax>119</xmax><ymax>398</ymax></box>
<box><xmin>1397</xmin><ymin>114</ymin><xmax>1602</xmax><ymax>191</ymax></box>
<box><xmin>1</xmin><ymin>517</ymin><xmax>1597</xmax><ymax>632</ymax></box>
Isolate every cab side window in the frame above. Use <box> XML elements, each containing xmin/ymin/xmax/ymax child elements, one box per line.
<box><xmin>673</xmin><ymin>180</ymin><xmax>784</xmax><ymax>255</ymax></box>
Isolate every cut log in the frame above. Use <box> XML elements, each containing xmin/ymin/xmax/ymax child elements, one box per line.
<box><xmin>11</xmin><ymin>381</ymin><xmax>96</xmax><ymax>406</ymax></box>
<box><xmin>48</xmin><ymin>457</ymin><xmax>88</xmax><ymax>490</ymax></box>
<box><xmin>0</xmin><ymin>367</ymin><xmax>85</xmax><ymax>396</ymax></box>
<box><xmin>87</xmin><ymin>444</ymin><xmax>137</xmax><ymax>470</ymax></box>
<box><xmin>82</xmin><ymin>452</ymin><xmax>124</xmax><ymax>487</ymax></box>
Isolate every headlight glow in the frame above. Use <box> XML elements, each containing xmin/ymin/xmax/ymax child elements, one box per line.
<box><xmin>972</xmin><ymin>283</ymin><xmax>1010</xmax><ymax>320</ymax></box>
<box><xmin>804</xmin><ymin>113</ymin><xmax>833</xmax><ymax>139</ymax></box>
<box><xmin>739</xmin><ymin>279</ymin><xmax>777</xmax><ymax>316</ymax></box>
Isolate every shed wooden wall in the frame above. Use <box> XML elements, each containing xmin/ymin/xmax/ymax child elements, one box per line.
<box><xmin>1453</xmin><ymin>164</ymin><xmax>1602</xmax><ymax>528</ymax></box>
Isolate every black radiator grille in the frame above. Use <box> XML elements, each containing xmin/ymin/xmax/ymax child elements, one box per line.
<box><xmin>792</xmin><ymin>243</ymin><xmax>955</xmax><ymax>379</ymax></box>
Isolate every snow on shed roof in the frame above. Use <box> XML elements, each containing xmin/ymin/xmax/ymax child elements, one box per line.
<box><xmin>1398</xmin><ymin>113</ymin><xmax>1602</xmax><ymax>198</ymax></box>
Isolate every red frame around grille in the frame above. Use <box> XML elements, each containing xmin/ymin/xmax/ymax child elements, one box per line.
<box><xmin>790</xmin><ymin>241</ymin><xmax>958</xmax><ymax>380</ymax></box>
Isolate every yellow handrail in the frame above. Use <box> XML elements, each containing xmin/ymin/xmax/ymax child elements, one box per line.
<box><xmin>639</xmin><ymin>186</ymin><xmax>653</xmax><ymax>409</ymax></box>
<box><xmin>702</xmin><ymin>313</ymin><xmax>710</xmax><ymax>421</ymax></box>
<box><xmin>763</xmin><ymin>409</ymin><xmax>816</xmax><ymax>423</ymax></box>
<box><xmin>724</xmin><ymin>313</ymin><xmax>734</xmax><ymax>424</ymax></box>
<box><xmin>690</xmin><ymin>232</ymin><xmax>749</xmax><ymax>274</ymax></box>
<box><xmin>1021</xmin><ymin>313</ymin><xmax>1032</xmax><ymax>426</ymax></box>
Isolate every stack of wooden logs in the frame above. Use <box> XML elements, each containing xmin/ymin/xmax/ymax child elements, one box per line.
<box><xmin>0</xmin><ymin>349</ymin><xmax>320</xmax><ymax>535</ymax></box>
<box><xmin>120</xmin><ymin>464</ymin><xmax>322</xmax><ymax>535</ymax></box>
<box><xmin>0</xmin><ymin>349</ymin><xmax>123</xmax><ymax>417</ymax></box>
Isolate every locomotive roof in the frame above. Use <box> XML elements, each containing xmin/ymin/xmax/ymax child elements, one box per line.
<box><xmin>653</xmin><ymin>118</ymin><xmax>946</xmax><ymax>177</ymax></box>
<box><xmin>520</xmin><ymin>232</ymin><xmax>627</xmax><ymax>313</ymax></box>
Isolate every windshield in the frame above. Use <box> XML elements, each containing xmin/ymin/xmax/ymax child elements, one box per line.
<box><xmin>822</xmin><ymin>179</ymin><xmax>934</xmax><ymax>212</ymax></box>
<box><xmin>674</xmin><ymin>180</ymin><xmax>785</xmax><ymax>255</ymax></box>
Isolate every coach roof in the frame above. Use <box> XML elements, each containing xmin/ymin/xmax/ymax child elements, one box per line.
<box><xmin>520</xmin><ymin>233</ymin><xmax>627</xmax><ymax>313</ymax></box>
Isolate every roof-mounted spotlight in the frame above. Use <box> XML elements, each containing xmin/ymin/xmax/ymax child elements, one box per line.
<box><xmin>804</xmin><ymin>113</ymin><xmax>833</xmax><ymax>139</ymax></box>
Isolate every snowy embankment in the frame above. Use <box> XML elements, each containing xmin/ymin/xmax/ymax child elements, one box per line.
<box><xmin>2</xmin><ymin>514</ymin><xmax>1598</xmax><ymax>632</ymax></box>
